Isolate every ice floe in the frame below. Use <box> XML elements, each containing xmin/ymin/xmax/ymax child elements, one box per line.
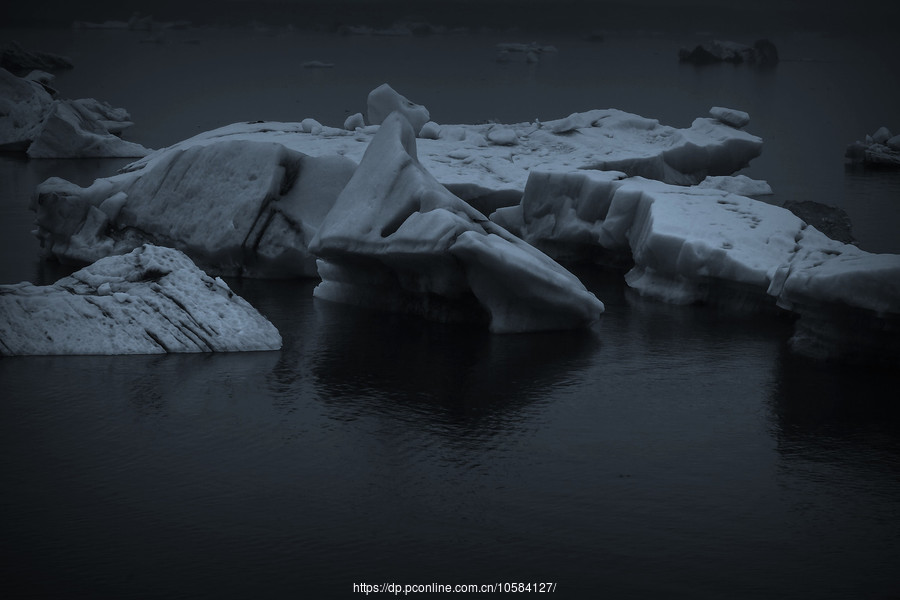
<box><xmin>308</xmin><ymin>112</ymin><xmax>604</xmax><ymax>333</ymax></box>
<box><xmin>0</xmin><ymin>245</ymin><xmax>282</xmax><ymax>355</ymax></box>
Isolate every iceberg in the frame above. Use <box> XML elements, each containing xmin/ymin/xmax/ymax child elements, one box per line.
<box><xmin>679</xmin><ymin>39</ymin><xmax>779</xmax><ymax>66</ymax></box>
<box><xmin>26</xmin><ymin>99</ymin><xmax>149</xmax><ymax>158</ymax></box>
<box><xmin>0</xmin><ymin>245</ymin><xmax>282</xmax><ymax>356</ymax></box>
<box><xmin>845</xmin><ymin>126</ymin><xmax>900</xmax><ymax>168</ymax></box>
<box><xmin>491</xmin><ymin>169</ymin><xmax>900</xmax><ymax>361</ymax></box>
<box><xmin>308</xmin><ymin>112</ymin><xmax>604</xmax><ymax>333</ymax></box>
<box><xmin>0</xmin><ymin>67</ymin><xmax>53</xmax><ymax>151</ymax></box>
<box><xmin>33</xmin><ymin>140</ymin><xmax>356</xmax><ymax>277</ymax></box>
<box><xmin>0</xmin><ymin>67</ymin><xmax>149</xmax><ymax>158</ymax></box>
<box><xmin>768</xmin><ymin>227</ymin><xmax>900</xmax><ymax>362</ymax></box>
<box><xmin>31</xmin><ymin>86</ymin><xmax>763</xmax><ymax>270</ymax></box>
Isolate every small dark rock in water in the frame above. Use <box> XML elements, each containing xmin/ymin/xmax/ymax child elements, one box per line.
<box><xmin>783</xmin><ymin>200</ymin><xmax>855</xmax><ymax>244</ymax></box>
<box><xmin>0</xmin><ymin>42</ymin><xmax>74</xmax><ymax>76</ymax></box>
<box><xmin>679</xmin><ymin>39</ymin><xmax>778</xmax><ymax>66</ymax></box>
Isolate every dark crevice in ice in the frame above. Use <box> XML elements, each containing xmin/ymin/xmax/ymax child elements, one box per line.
<box><xmin>144</xmin><ymin>329</ymin><xmax>169</xmax><ymax>352</ymax></box>
<box><xmin>84</xmin><ymin>296</ymin><xmax>114</xmax><ymax>320</ymax></box>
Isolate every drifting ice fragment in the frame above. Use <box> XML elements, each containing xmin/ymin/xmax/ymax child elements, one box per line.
<box><xmin>0</xmin><ymin>245</ymin><xmax>282</xmax><ymax>355</ymax></box>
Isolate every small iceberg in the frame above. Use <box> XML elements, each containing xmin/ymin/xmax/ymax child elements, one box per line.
<box><xmin>0</xmin><ymin>245</ymin><xmax>282</xmax><ymax>356</ymax></box>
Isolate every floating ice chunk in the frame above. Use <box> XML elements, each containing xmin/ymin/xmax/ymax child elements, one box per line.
<box><xmin>767</xmin><ymin>227</ymin><xmax>900</xmax><ymax>363</ymax></box>
<box><xmin>0</xmin><ymin>245</ymin><xmax>282</xmax><ymax>355</ymax></box>
<box><xmin>493</xmin><ymin>168</ymin><xmax>900</xmax><ymax>361</ymax></box>
<box><xmin>31</xmin><ymin>139</ymin><xmax>357</xmax><ymax>277</ymax></box>
<box><xmin>366</xmin><ymin>83</ymin><xmax>430</xmax><ymax>135</ymax></box>
<box><xmin>302</xmin><ymin>60</ymin><xmax>334</xmax><ymax>69</ymax></box>
<box><xmin>0</xmin><ymin>68</ymin><xmax>143</xmax><ymax>156</ymax></box>
<box><xmin>308</xmin><ymin>112</ymin><xmax>603</xmax><ymax>333</ymax></box>
<box><xmin>709</xmin><ymin>106</ymin><xmax>750</xmax><ymax>129</ymax></box>
<box><xmin>26</xmin><ymin>99</ymin><xmax>150</xmax><ymax>158</ymax></box>
<box><xmin>845</xmin><ymin>126</ymin><xmax>900</xmax><ymax>168</ymax></box>
<box><xmin>679</xmin><ymin>39</ymin><xmax>778</xmax><ymax>66</ymax></box>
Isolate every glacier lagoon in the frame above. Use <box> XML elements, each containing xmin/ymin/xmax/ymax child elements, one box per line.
<box><xmin>2</xmin><ymin>19</ymin><xmax>900</xmax><ymax>598</ymax></box>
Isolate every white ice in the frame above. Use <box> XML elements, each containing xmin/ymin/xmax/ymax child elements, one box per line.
<box><xmin>493</xmin><ymin>168</ymin><xmax>900</xmax><ymax>360</ymax></box>
<box><xmin>308</xmin><ymin>112</ymin><xmax>604</xmax><ymax>333</ymax></box>
<box><xmin>0</xmin><ymin>245</ymin><xmax>282</xmax><ymax>355</ymax></box>
<box><xmin>32</xmin><ymin>140</ymin><xmax>357</xmax><ymax>277</ymax></box>
<box><xmin>31</xmin><ymin>84</ymin><xmax>764</xmax><ymax>271</ymax></box>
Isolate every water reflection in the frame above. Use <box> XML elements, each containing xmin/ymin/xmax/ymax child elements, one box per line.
<box><xmin>768</xmin><ymin>350</ymin><xmax>900</xmax><ymax>457</ymax></box>
<box><xmin>307</xmin><ymin>297</ymin><xmax>601</xmax><ymax>428</ymax></box>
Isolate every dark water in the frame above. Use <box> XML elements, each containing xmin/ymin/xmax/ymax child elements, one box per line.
<box><xmin>2</xmin><ymin>24</ymin><xmax>900</xmax><ymax>599</ymax></box>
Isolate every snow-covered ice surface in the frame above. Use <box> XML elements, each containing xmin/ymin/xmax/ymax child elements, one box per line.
<box><xmin>0</xmin><ymin>67</ymin><xmax>150</xmax><ymax>158</ymax></box>
<box><xmin>492</xmin><ymin>169</ymin><xmax>900</xmax><ymax>362</ymax></box>
<box><xmin>33</xmin><ymin>140</ymin><xmax>357</xmax><ymax>277</ymax></box>
<box><xmin>696</xmin><ymin>174</ymin><xmax>772</xmax><ymax>196</ymax></box>
<box><xmin>0</xmin><ymin>244</ymin><xmax>282</xmax><ymax>355</ymax></box>
<box><xmin>308</xmin><ymin>112</ymin><xmax>604</xmax><ymax>333</ymax></box>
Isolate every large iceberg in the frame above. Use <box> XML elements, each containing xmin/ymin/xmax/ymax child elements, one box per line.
<box><xmin>308</xmin><ymin>112</ymin><xmax>604</xmax><ymax>333</ymax></box>
<box><xmin>0</xmin><ymin>67</ymin><xmax>148</xmax><ymax>158</ymax></box>
<box><xmin>491</xmin><ymin>169</ymin><xmax>900</xmax><ymax>361</ymax></box>
<box><xmin>32</xmin><ymin>89</ymin><xmax>762</xmax><ymax>272</ymax></box>
<box><xmin>0</xmin><ymin>245</ymin><xmax>282</xmax><ymax>355</ymax></box>
<box><xmin>33</xmin><ymin>140</ymin><xmax>356</xmax><ymax>277</ymax></box>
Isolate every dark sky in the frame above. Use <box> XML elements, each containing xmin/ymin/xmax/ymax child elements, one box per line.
<box><xmin>5</xmin><ymin>0</ymin><xmax>898</xmax><ymax>34</ymax></box>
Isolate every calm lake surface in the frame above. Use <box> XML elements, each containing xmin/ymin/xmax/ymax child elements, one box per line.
<box><xmin>1</xmin><ymin>22</ymin><xmax>899</xmax><ymax>599</ymax></box>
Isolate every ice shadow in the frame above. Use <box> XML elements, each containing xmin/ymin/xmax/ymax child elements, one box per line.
<box><xmin>303</xmin><ymin>296</ymin><xmax>602</xmax><ymax>432</ymax></box>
